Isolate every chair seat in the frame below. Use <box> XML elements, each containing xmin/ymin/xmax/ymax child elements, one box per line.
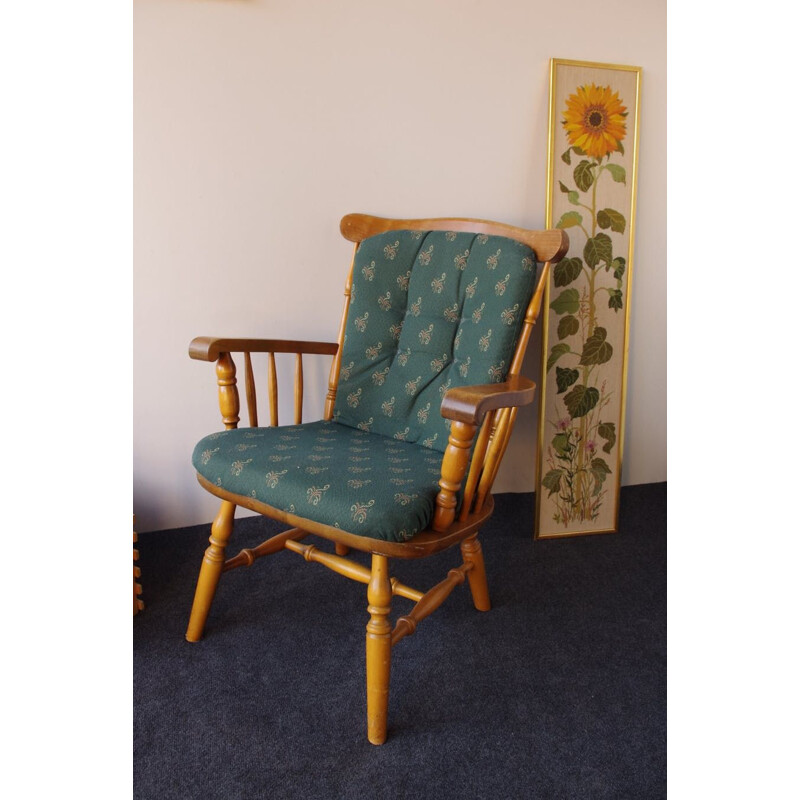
<box><xmin>192</xmin><ymin>420</ymin><xmax>448</xmax><ymax>543</ymax></box>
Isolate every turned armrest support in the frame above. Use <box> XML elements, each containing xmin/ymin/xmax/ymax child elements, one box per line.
<box><xmin>189</xmin><ymin>337</ymin><xmax>339</xmax><ymax>362</ymax></box>
<box><xmin>433</xmin><ymin>376</ymin><xmax>537</xmax><ymax>530</ymax></box>
<box><xmin>440</xmin><ymin>375</ymin><xmax>536</xmax><ymax>425</ymax></box>
<box><xmin>433</xmin><ymin>420</ymin><xmax>477</xmax><ymax>532</ymax></box>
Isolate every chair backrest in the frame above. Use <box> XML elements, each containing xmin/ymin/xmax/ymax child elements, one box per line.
<box><xmin>331</xmin><ymin>229</ymin><xmax>534</xmax><ymax>452</ymax></box>
<box><xmin>328</xmin><ymin>215</ymin><xmax>568</xmax><ymax>454</ymax></box>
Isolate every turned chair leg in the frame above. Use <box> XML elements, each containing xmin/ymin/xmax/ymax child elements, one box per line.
<box><xmin>365</xmin><ymin>554</ymin><xmax>392</xmax><ymax>745</ymax></box>
<box><xmin>460</xmin><ymin>534</ymin><xmax>491</xmax><ymax>612</ymax></box>
<box><xmin>186</xmin><ymin>500</ymin><xmax>236</xmax><ymax>642</ymax></box>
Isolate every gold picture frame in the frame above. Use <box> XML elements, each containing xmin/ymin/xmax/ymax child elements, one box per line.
<box><xmin>535</xmin><ymin>58</ymin><xmax>641</xmax><ymax>539</ymax></box>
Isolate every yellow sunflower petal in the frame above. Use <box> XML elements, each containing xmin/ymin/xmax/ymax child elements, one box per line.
<box><xmin>561</xmin><ymin>83</ymin><xmax>627</xmax><ymax>159</ymax></box>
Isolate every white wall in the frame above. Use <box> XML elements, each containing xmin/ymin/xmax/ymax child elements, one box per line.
<box><xmin>134</xmin><ymin>0</ymin><xmax>666</xmax><ymax>532</ymax></box>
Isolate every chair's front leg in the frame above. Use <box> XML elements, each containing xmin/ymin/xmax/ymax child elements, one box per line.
<box><xmin>186</xmin><ymin>500</ymin><xmax>236</xmax><ymax>642</ymax></box>
<box><xmin>366</xmin><ymin>554</ymin><xmax>393</xmax><ymax>745</ymax></box>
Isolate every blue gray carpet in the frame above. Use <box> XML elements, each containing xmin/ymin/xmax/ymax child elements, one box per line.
<box><xmin>134</xmin><ymin>484</ymin><xmax>666</xmax><ymax>799</ymax></box>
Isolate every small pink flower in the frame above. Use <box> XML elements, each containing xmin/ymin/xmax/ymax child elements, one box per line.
<box><xmin>585</xmin><ymin>440</ymin><xmax>597</xmax><ymax>455</ymax></box>
<box><xmin>557</xmin><ymin>418</ymin><xmax>570</xmax><ymax>432</ymax></box>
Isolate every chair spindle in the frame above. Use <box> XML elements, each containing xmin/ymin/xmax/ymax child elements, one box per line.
<box><xmin>295</xmin><ymin>353</ymin><xmax>304</xmax><ymax>424</ymax></box>
<box><xmin>267</xmin><ymin>352</ymin><xmax>278</xmax><ymax>426</ymax></box>
<box><xmin>243</xmin><ymin>352</ymin><xmax>258</xmax><ymax>427</ymax></box>
<box><xmin>459</xmin><ymin>410</ymin><xmax>496</xmax><ymax>521</ymax></box>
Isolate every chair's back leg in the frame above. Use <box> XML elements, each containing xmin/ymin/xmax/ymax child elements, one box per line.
<box><xmin>186</xmin><ymin>500</ymin><xmax>237</xmax><ymax>642</ymax></box>
<box><xmin>366</xmin><ymin>554</ymin><xmax>393</xmax><ymax>745</ymax></box>
<box><xmin>460</xmin><ymin>534</ymin><xmax>491</xmax><ymax>612</ymax></box>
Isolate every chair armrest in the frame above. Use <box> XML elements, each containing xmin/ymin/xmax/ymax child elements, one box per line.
<box><xmin>432</xmin><ymin>375</ymin><xmax>536</xmax><ymax>531</ymax></box>
<box><xmin>189</xmin><ymin>337</ymin><xmax>339</xmax><ymax>361</ymax></box>
<box><xmin>440</xmin><ymin>376</ymin><xmax>536</xmax><ymax>425</ymax></box>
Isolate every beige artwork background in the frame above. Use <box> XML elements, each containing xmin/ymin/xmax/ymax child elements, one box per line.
<box><xmin>536</xmin><ymin>60</ymin><xmax>641</xmax><ymax>538</ymax></box>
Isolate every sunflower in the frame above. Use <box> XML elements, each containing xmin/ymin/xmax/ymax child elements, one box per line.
<box><xmin>562</xmin><ymin>84</ymin><xmax>627</xmax><ymax>160</ymax></box>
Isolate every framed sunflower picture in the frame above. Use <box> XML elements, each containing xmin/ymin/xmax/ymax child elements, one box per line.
<box><xmin>535</xmin><ymin>58</ymin><xmax>641</xmax><ymax>539</ymax></box>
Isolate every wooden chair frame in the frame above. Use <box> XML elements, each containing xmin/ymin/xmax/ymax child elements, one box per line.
<box><xmin>186</xmin><ymin>214</ymin><xmax>568</xmax><ymax>744</ymax></box>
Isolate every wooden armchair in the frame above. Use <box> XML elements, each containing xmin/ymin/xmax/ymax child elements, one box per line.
<box><xmin>186</xmin><ymin>214</ymin><xmax>568</xmax><ymax>744</ymax></box>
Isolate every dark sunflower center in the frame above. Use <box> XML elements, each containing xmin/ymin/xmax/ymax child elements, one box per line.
<box><xmin>586</xmin><ymin>108</ymin><xmax>606</xmax><ymax>130</ymax></box>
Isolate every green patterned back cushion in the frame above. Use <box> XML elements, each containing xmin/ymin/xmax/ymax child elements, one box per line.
<box><xmin>333</xmin><ymin>230</ymin><xmax>539</xmax><ymax>452</ymax></box>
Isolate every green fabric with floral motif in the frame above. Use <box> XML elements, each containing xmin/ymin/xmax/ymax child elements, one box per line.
<box><xmin>192</xmin><ymin>420</ymin><xmax>447</xmax><ymax>542</ymax></box>
<box><xmin>332</xmin><ymin>229</ymin><xmax>539</xmax><ymax>452</ymax></box>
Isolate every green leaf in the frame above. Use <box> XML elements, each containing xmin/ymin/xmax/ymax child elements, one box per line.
<box><xmin>557</xmin><ymin>314</ymin><xmax>579</xmax><ymax>340</ymax></box>
<box><xmin>574</xmin><ymin>160</ymin><xmax>594</xmax><ymax>192</ymax></box>
<box><xmin>547</xmin><ymin>342</ymin><xmax>571</xmax><ymax>372</ymax></box>
<box><xmin>579</xmin><ymin>327</ymin><xmax>613</xmax><ymax>366</ymax></box>
<box><xmin>617</xmin><ymin>141</ymin><xmax>625</xmax><ymax>157</ymax></box>
<box><xmin>557</xmin><ymin>178</ymin><xmax>582</xmax><ymax>204</ymax></box>
<box><xmin>584</xmin><ymin>233</ymin><xmax>613</xmax><ymax>269</ymax></box>
<box><xmin>553</xmin><ymin>257</ymin><xmax>583</xmax><ymax>287</ymax></box>
<box><xmin>564</xmin><ymin>384</ymin><xmax>599</xmax><ymax>419</ymax></box>
<box><xmin>549</xmin><ymin>288</ymin><xmax>580</xmax><ymax>315</ymax></box>
<box><xmin>605</xmin><ymin>163</ymin><xmax>626</xmax><ymax>184</ymax></box>
<box><xmin>542</xmin><ymin>469</ymin><xmax>563</xmax><ymax>497</ymax></box>
<box><xmin>592</xmin><ymin>457</ymin><xmax>611</xmax><ymax>474</ymax></box>
<box><xmin>612</xmin><ymin>257</ymin><xmax>626</xmax><ymax>280</ymax></box>
<box><xmin>561</xmin><ymin>149</ymin><xmax>572</xmax><ymax>165</ymax></box>
<box><xmin>608</xmin><ymin>289</ymin><xmax>623</xmax><ymax>311</ymax></box>
<box><xmin>551</xmin><ymin>433</ymin><xmax>571</xmax><ymax>456</ymax></box>
<box><xmin>598</xmin><ymin>422</ymin><xmax>616</xmax><ymax>454</ymax></box>
<box><xmin>590</xmin><ymin>457</ymin><xmax>612</xmax><ymax>496</ymax></box>
<box><xmin>556</xmin><ymin>366</ymin><xmax>579</xmax><ymax>393</ymax></box>
<box><xmin>597</xmin><ymin>208</ymin><xmax>626</xmax><ymax>233</ymax></box>
<box><xmin>556</xmin><ymin>211</ymin><xmax>583</xmax><ymax>229</ymax></box>
<box><xmin>573</xmin><ymin>146</ymin><xmax>586</xmax><ymax>156</ymax></box>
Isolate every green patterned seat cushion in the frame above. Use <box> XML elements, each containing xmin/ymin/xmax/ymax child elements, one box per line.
<box><xmin>192</xmin><ymin>420</ymin><xmax>448</xmax><ymax>542</ymax></box>
<box><xmin>332</xmin><ymin>229</ymin><xmax>539</xmax><ymax>452</ymax></box>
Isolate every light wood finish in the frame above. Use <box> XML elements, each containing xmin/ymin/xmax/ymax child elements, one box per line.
<box><xmin>266</xmin><ymin>352</ymin><xmax>278</xmax><ymax>427</ymax></box>
<box><xmin>189</xmin><ymin>337</ymin><xmax>339</xmax><ymax>361</ymax></box>
<box><xmin>190</xmin><ymin>338</ymin><xmax>338</xmax><ymax>432</ymax></box>
<box><xmin>216</xmin><ymin>353</ymin><xmax>240</xmax><ymax>430</ymax></box>
<box><xmin>186</xmin><ymin>500</ymin><xmax>236</xmax><ymax>641</ymax></box>
<box><xmin>243</xmin><ymin>352</ymin><xmax>258</xmax><ymax>428</ymax></box>
<box><xmin>474</xmin><ymin>407</ymin><xmax>513</xmax><ymax>513</ymax></box>
<box><xmin>460</xmin><ymin>534</ymin><xmax>490</xmax><ymax>611</ymax></box>
<box><xmin>223</xmin><ymin>527</ymin><xmax>308</xmax><ymax>572</ymax></box>
<box><xmin>391</xmin><ymin>563</ymin><xmax>472</xmax><ymax>646</ymax></box>
<box><xmin>440</xmin><ymin>376</ymin><xmax>535</xmax><ymax>425</ymax></box>
<box><xmin>433</xmin><ymin>420</ymin><xmax>478</xmax><ymax>532</ymax></box>
<box><xmin>196</xmin><ymin>471</ymin><xmax>495</xmax><ymax>559</ymax></box>
<box><xmin>508</xmin><ymin>262</ymin><xmax>552</xmax><ymax>377</ymax></box>
<box><xmin>186</xmin><ymin>213</ymin><xmax>569</xmax><ymax>743</ymax></box>
<box><xmin>341</xmin><ymin>214</ymin><xmax>569</xmax><ymax>262</ymax></box>
<box><xmin>366</xmin><ymin>554</ymin><xmax>393</xmax><ymax>745</ymax></box>
<box><xmin>459</xmin><ymin>410</ymin><xmax>495</xmax><ymax>522</ymax></box>
<box><xmin>324</xmin><ymin>244</ymin><xmax>357</xmax><ymax>420</ymax></box>
<box><xmin>482</xmin><ymin>406</ymin><xmax>519</xmax><ymax>506</ymax></box>
<box><xmin>389</xmin><ymin>579</ymin><xmax>423</xmax><ymax>604</ymax></box>
<box><xmin>282</xmin><ymin>540</ymin><xmax>422</xmax><ymax>601</ymax></box>
<box><xmin>294</xmin><ymin>354</ymin><xmax>304</xmax><ymax>424</ymax></box>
